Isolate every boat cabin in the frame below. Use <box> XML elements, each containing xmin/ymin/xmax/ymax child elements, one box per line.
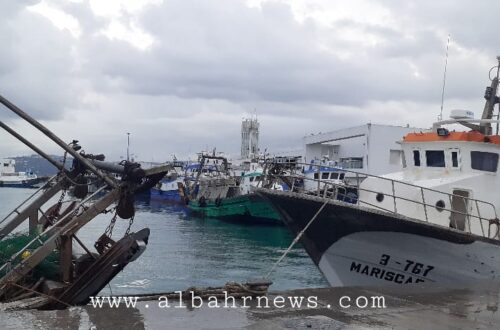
<box><xmin>359</xmin><ymin>126</ymin><xmax>500</xmax><ymax>238</ymax></box>
<box><xmin>303</xmin><ymin>159</ymin><xmax>345</xmax><ymax>192</ymax></box>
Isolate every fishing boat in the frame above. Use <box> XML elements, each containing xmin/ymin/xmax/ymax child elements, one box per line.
<box><xmin>151</xmin><ymin>155</ymin><xmax>228</xmax><ymax>203</ymax></box>
<box><xmin>258</xmin><ymin>57</ymin><xmax>500</xmax><ymax>287</ymax></box>
<box><xmin>0</xmin><ymin>158</ymin><xmax>46</xmax><ymax>188</ymax></box>
<box><xmin>181</xmin><ymin>155</ymin><xmax>282</xmax><ymax>224</ymax></box>
<box><xmin>150</xmin><ymin>160</ymin><xmax>187</xmax><ymax>203</ymax></box>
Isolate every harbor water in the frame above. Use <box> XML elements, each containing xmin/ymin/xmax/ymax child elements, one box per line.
<box><xmin>0</xmin><ymin>188</ymin><xmax>327</xmax><ymax>296</ymax></box>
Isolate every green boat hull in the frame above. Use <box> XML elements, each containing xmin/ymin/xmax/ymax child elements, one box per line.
<box><xmin>188</xmin><ymin>193</ymin><xmax>282</xmax><ymax>224</ymax></box>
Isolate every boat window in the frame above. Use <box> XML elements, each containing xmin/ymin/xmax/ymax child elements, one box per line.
<box><xmin>330</xmin><ymin>173</ymin><xmax>339</xmax><ymax>180</ymax></box>
<box><xmin>451</xmin><ymin>151</ymin><xmax>459</xmax><ymax>168</ymax></box>
<box><xmin>314</xmin><ymin>173</ymin><xmax>319</xmax><ymax>179</ymax></box>
<box><xmin>250</xmin><ymin>177</ymin><xmax>254</xmax><ymax>182</ymax></box>
<box><xmin>413</xmin><ymin>150</ymin><xmax>421</xmax><ymax>167</ymax></box>
<box><xmin>339</xmin><ymin>157</ymin><xmax>363</xmax><ymax>169</ymax></box>
<box><xmin>471</xmin><ymin>151</ymin><xmax>499</xmax><ymax>172</ymax></box>
<box><xmin>426</xmin><ymin>150</ymin><xmax>445</xmax><ymax>167</ymax></box>
<box><xmin>339</xmin><ymin>173</ymin><xmax>345</xmax><ymax>180</ymax></box>
<box><xmin>322</xmin><ymin>173</ymin><xmax>329</xmax><ymax>180</ymax></box>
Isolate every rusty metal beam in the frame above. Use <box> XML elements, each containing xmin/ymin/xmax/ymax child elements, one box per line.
<box><xmin>60</xmin><ymin>235</ymin><xmax>73</xmax><ymax>283</ymax></box>
<box><xmin>0</xmin><ymin>180</ymin><xmax>65</xmax><ymax>240</ymax></box>
<box><xmin>0</xmin><ymin>94</ymin><xmax>117</xmax><ymax>188</ymax></box>
<box><xmin>0</xmin><ymin>189</ymin><xmax>119</xmax><ymax>296</ymax></box>
<box><xmin>0</xmin><ymin>121</ymin><xmax>64</xmax><ymax>171</ymax></box>
<box><xmin>144</xmin><ymin>164</ymin><xmax>173</xmax><ymax>176</ymax></box>
<box><xmin>28</xmin><ymin>210</ymin><xmax>38</xmax><ymax>236</ymax></box>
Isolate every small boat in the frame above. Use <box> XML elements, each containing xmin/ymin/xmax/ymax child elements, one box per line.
<box><xmin>0</xmin><ymin>159</ymin><xmax>46</xmax><ymax>188</ymax></box>
<box><xmin>151</xmin><ymin>157</ymin><xmax>225</xmax><ymax>203</ymax></box>
<box><xmin>150</xmin><ymin>161</ymin><xmax>186</xmax><ymax>203</ymax></box>
<box><xmin>259</xmin><ymin>57</ymin><xmax>500</xmax><ymax>287</ymax></box>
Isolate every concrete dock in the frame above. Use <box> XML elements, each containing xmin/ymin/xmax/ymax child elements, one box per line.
<box><xmin>1</xmin><ymin>282</ymin><xmax>500</xmax><ymax>329</ymax></box>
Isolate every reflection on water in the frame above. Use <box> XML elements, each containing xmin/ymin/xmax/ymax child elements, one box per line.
<box><xmin>0</xmin><ymin>305</ymin><xmax>146</xmax><ymax>330</ymax></box>
<box><xmin>0</xmin><ymin>188</ymin><xmax>327</xmax><ymax>298</ymax></box>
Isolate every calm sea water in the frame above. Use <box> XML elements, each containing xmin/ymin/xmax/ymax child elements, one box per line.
<box><xmin>0</xmin><ymin>188</ymin><xmax>327</xmax><ymax>296</ymax></box>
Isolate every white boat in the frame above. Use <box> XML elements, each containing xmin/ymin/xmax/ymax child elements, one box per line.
<box><xmin>259</xmin><ymin>57</ymin><xmax>500</xmax><ymax>287</ymax></box>
<box><xmin>303</xmin><ymin>158</ymin><xmax>345</xmax><ymax>192</ymax></box>
<box><xmin>237</xmin><ymin>161</ymin><xmax>285</xmax><ymax>195</ymax></box>
<box><xmin>0</xmin><ymin>159</ymin><xmax>43</xmax><ymax>188</ymax></box>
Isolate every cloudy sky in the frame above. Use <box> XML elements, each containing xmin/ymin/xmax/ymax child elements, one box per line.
<box><xmin>0</xmin><ymin>0</ymin><xmax>498</xmax><ymax>161</ymax></box>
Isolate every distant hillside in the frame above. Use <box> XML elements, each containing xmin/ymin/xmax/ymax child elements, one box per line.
<box><xmin>10</xmin><ymin>155</ymin><xmax>72</xmax><ymax>176</ymax></box>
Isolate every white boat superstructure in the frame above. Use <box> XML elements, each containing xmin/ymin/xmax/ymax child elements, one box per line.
<box><xmin>238</xmin><ymin>161</ymin><xmax>284</xmax><ymax>195</ymax></box>
<box><xmin>258</xmin><ymin>57</ymin><xmax>500</xmax><ymax>288</ymax></box>
<box><xmin>0</xmin><ymin>159</ymin><xmax>39</xmax><ymax>187</ymax></box>
<box><xmin>359</xmin><ymin>127</ymin><xmax>500</xmax><ymax>238</ymax></box>
<box><xmin>238</xmin><ymin>162</ymin><xmax>264</xmax><ymax>195</ymax></box>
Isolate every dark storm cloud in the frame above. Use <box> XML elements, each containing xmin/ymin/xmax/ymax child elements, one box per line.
<box><xmin>77</xmin><ymin>0</ymin><xmax>392</xmax><ymax>105</ymax></box>
<box><xmin>71</xmin><ymin>0</ymin><xmax>490</xmax><ymax>111</ymax></box>
<box><xmin>0</xmin><ymin>3</ymin><xmax>82</xmax><ymax>121</ymax></box>
<box><xmin>1</xmin><ymin>0</ymin><xmax>500</xmax><ymax>159</ymax></box>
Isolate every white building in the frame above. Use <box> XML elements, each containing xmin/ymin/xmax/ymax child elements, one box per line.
<box><xmin>303</xmin><ymin>124</ymin><xmax>425</xmax><ymax>177</ymax></box>
<box><xmin>1</xmin><ymin>159</ymin><xmax>16</xmax><ymax>174</ymax></box>
<box><xmin>241</xmin><ymin>117</ymin><xmax>259</xmax><ymax>159</ymax></box>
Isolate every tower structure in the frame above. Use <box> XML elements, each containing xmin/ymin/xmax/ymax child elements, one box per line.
<box><xmin>241</xmin><ymin>116</ymin><xmax>259</xmax><ymax>159</ymax></box>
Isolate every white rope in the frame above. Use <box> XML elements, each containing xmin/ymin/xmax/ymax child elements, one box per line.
<box><xmin>265</xmin><ymin>198</ymin><xmax>330</xmax><ymax>279</ymax></box>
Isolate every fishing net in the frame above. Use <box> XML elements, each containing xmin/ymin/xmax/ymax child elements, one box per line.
<box><xmin>0</xmin><ymin>232</ymin><xmax>60</xmax><ymax>280</ymax></box>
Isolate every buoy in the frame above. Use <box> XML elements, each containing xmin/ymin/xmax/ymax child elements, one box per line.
<box><xmin>21</xmin><ymin>250</ymin><xmax>31</xmax><ymax>259</ymax></box>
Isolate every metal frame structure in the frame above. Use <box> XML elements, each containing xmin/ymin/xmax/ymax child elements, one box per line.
<box><xmin>0</xmin><ymin>94</ymin><xmax>171</xmax><ymax>306</ymax></box>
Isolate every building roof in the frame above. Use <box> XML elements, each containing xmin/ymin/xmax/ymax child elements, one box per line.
<box><xmin>303</xmin><ymin>123</ymin><xmax>423</xmax><ymax>144</ymax></box>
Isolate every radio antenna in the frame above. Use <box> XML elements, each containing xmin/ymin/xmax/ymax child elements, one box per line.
<box><xmin>438</xmin><ymin>34</ymin><xmax>451</xmax><ymax>121</ymax></box>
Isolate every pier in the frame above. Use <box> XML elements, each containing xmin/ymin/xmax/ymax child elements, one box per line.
<box><xmin>1</xmin><ymin>282</ymin><xmax>499</xmax><ymax>329</ymax></box>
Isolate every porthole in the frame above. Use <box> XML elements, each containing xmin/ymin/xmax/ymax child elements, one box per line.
<box><xmin>376</xmin><ymin>193</ymin><xmax>384</xmax><ymax>202</ymax></box>
<box><xmin>435</xmin><ymin>200</ymin><xmax>445</xmax><ymax>212</ymax></box>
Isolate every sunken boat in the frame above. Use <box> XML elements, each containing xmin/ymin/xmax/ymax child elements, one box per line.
<box><xmin>0</xmin><ymin>95</ymin><xmax>171</xmax><ymax>308</ymax></box>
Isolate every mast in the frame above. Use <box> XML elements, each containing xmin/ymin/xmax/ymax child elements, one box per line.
<box><xmin>480</xmin><ymin>56</ymin><xmax>500</xmax><ymax>135</ymax></box>
<box><xmin>455</xmin><ymin>57</ymin><xmax>500</xmax><ymax>134</ymax></box>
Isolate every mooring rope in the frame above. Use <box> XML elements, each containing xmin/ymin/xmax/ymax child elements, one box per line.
<box><xmin>265</xmin><ymin>198</ymin><xmax>330</xmax><ymax>279</ymax></box>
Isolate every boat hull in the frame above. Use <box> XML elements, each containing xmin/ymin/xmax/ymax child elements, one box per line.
<box><xmin>188</xmin><ymin>193</ymin><xmax>282</xmax><ymax>224</ymax></box>
<box><xmin>258</xmin><ymin>190</ymin><xmax>500</xmax><ymax>287</ymax></box>
<box><xmin>150</xmin><ymin>187</ymin><xmax>182</xmax><ymax>203</ymax></box>
<box><xmin>0</xmin><ymin>177</ymin><xmax>46</xmax><ymax>188</ymax></box>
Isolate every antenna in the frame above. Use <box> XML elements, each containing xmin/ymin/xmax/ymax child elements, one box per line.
<box><xmin>438</xmin><ymin>34</ymin><xmax>451</xmax><ymax>121</ymax></box>
<box><xmin>495</xmin><ymin>56</ymin><xmax>500</xmax><ymax>134</ymax></box>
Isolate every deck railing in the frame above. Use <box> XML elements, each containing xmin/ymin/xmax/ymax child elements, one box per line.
<box><xmin>261</xmin><ymin>161</ymin><xmax>500</xmax><ymax>239</ymax></box>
